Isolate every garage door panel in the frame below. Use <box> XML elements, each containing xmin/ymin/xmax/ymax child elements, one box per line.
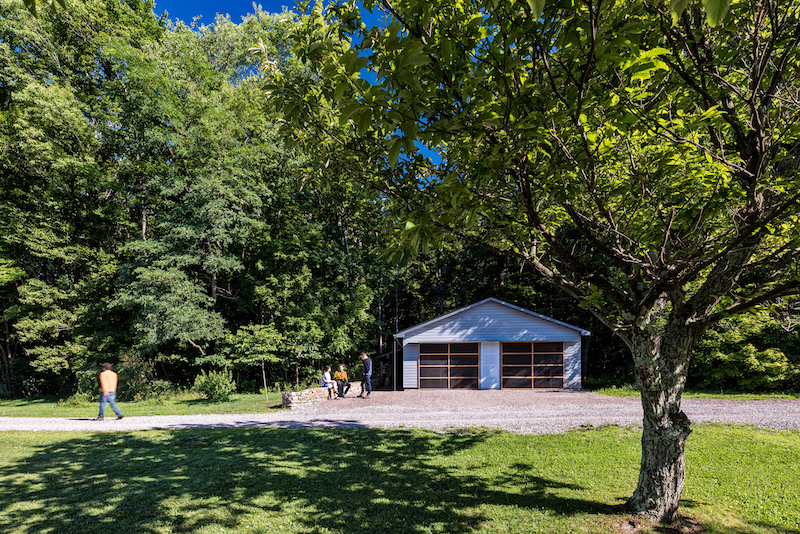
<box><xmin>534</xmin><ymin>353</ymin><xmax>563</xmax><ymax>365</ymax></box>
<box><xmin>420</xmin><ymin>366</ymin><xmax>448</xmax><ymax>377</ymax></box>
<box><xmin>502</xmin><ymin>342</ymin><xmax>565</xmax><ymax>389</ymax></box>
<box><xmin>534</xmin><ymin>377</ymin><xmax>564</xmax><ymax>388</ymax></box>
<box><xmin>420</xmin><ymin>354</ymin><xmax>448</xmax><ymax>365</ymax></box>
<box><xmin>502</xmin><ymin>354</ymin><xmax>531</xmax><ymax>365</ymax></box>
<box><xmin>503</xmin><ymin>378</ymin><xmax>532</xmax><ymax>388</ymax></box>
<box><xmin>420</xmin><ymin>378</ymin><xmax>448</xmax><ymax>388</ymax></box>
<box><xmin>534</xmin><ymin>365</ymin><xmax>563</xmax><ymax>377</ymax></box>
<box><xmin>450</xmin><ymin>378</ymin><xmax>478</xmax><ymax>389</ymax></box>
<box><xmin>450</xmin><ymin>343</ymin><xmax>479</xmax><ymax>353</ymax></box>
<box><xmin>502</xmin><ymin>366</ymin><xmax>531</xmax><ymax>377</ymax></box>
<box><xmin>450</xmin><ymin>355</ymin><xmax>478</xmax><ymax>366</ymax></box>
<box><xmin>449</xmin><ymin>366</ymin><xmax>478</xmax><ymax>378</ymax></box>
<box><xmin>420</xmin><ymin>344</ymin><xmax>448</xmax><ymax>353</ymax></box>
<box><xmin>418</xmin><ymin>343</ymin><xmax>479</xmax><ymax>388</ymax></box>
<box><xmin>503</xmin><ymin>342</ymin><xmax>530</xmax><ymax>353</ymax></box>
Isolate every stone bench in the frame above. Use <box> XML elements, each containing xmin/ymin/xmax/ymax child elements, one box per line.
<box><xmin>281</xmin><ymin>387</ymin><xmax>334</xmax><ymax>410</ymax></box>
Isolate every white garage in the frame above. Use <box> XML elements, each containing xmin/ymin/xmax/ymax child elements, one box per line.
<box><xmin>394</xmin><ymin>298</ymin><xmax>590</xmax><ymax>390</ymax></box>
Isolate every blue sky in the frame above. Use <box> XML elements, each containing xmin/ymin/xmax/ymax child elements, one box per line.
<box><xmin>152</xmin><ymin>0</ymin><xmax>297</xmax><ymax>25</ymax></box>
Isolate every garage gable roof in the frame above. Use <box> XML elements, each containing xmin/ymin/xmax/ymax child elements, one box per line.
<box><xmin>394</xmin><ymin>297</ymin><xmax>591</xmax><ymax>339</ymax></box>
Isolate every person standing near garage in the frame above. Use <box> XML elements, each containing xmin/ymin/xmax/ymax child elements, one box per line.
<box><xmin>358</xmin><ymin>352</ymin><xmax>372</xmax><ymax>398</ymax></box>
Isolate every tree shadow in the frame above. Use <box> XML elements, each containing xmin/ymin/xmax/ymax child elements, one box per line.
<box><xmin>1</xmin><ymin>427</ymin><xmax>622</xmax><ymax>533</ymax></box>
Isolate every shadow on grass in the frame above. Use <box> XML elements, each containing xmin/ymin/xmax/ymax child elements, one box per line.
<box><xmin>3</xmin><ymin>428</ymin><xmax>795</xmax><ymax>534</ymax></box>
<box><xmin>1</xmin><ymin>427</ymin><xmax>619</xmax><ymax>533</ymax></box>
<box><xmin>0</xmin><ymin>395</ymin><xmax>61</xmax><ymax>406</ymax></box>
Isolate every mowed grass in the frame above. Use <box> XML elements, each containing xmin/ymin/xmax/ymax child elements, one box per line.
<box><xmin>0</xmin><ymin>392</ymin><xmax>282</xmax><ymax>418</ymax></box>
<box><xmin>594</xmin><ymin>385</ymin><xmax>800</xmax><ymax>400</ymax></box>
<box><xmin>0</xmin><ymin>425</ymin><xmax>797</xmax><ymax>534</ymax></box>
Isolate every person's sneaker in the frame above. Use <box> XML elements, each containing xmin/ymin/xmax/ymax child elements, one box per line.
<box><xmin>117</xmin><ymin>415</ymin><xmax>124</xmax><ymax>420</ymax></box>
<box><xmin>93</xmin><ymin>417</ymin><xmax>104</xmax><ymax>421</ymax></box>
<box><xmin>357</xmin><ymin>394</ymin><xmax>363</xmax><ymax>398</ymax></box>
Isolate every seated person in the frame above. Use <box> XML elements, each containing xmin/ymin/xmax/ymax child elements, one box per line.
<box><xmin>333</xmin><ymin>364</ymin><xmax>350</xmax><ymax>398</ymax></box>
<box><xmin>321</xmin><ymin>365</ymin><xmax>338</xmax><ymax>398</ymax></box>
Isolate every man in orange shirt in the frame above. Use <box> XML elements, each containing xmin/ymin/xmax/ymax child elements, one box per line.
<box><xmin>94</xmin><ymin>363</ymin><xmax>124</xmax><ymax>420</ymax></box>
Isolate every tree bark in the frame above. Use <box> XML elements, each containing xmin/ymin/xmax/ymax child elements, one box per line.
<box><xmin>628</xmin><ymin>319</ymin><xmax>698</xmax><ymax>523</ymax></box>
<box><xmin>186</xmin><ymin>338</ymin><xmax>206</xmax><ymax>355</ymax></box>
<box><xmin>1</xmin><ymin>321</ymin><xmax>16</xmax><ymax>395</ymax></box>
<box><xmin>261</xmin><ymin>360</ymin><xmax>268</xmax><ymax>403</ymax></box>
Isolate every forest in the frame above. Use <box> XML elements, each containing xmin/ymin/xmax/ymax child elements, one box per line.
<box><xmin>1</xmin><ymin>0</ymin><xmax>799</xmax><ymax>401</ymax></box>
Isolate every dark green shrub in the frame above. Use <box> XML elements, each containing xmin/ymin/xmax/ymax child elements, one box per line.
<box><xmin>147</xmin><ymin>379</ymin><xmax>173</xmax><ymax>400</ymax></box>
<box><xmin>74</xmin><ymin>367</ymin><xmax>100</xmax><ymax>399</ymax></box>
<box><xmin>690</xmin><ymin>311</ymin><xmax>800</xmax><ymax>391</ymax></box>
<box><xmin>193</xmin><ymin>370</ymin><xmax>236</xmax><ymax>401</ymax></box>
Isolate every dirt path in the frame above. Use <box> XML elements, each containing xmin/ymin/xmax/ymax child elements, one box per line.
<box><xmin>1</xmin><ymin>390</ymin><xmax>798</xmax><ymax>433</ymax></box>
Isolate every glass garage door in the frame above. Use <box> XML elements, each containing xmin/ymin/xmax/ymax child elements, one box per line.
<box><xmin>501</xmin><ymin>342</ymin><xmax>564</xmax><ymax>388</ymax></box>
<box><xmin>419</xmin><ymin>343</ymin><xmax>479</xmax><ymax>388</ymax></box>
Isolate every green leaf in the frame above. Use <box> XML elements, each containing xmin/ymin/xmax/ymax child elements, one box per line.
<box><xmin>334</xmin><ymin>81</ymin><xmax>350</xmax><ymax>102</ymax></box>
<box><xmin>339</xmin><ymin>103</ymin><xmax>363</xmax><ymax>124</ymax></box>
<box><xmin>525</xmin><ymin>0</ymin><xmax>545</xmax><ymax>19</ymax></box>
<box><xmin>388</xmin><ymin>136</ymin><xmax>403</xmax><ymax>166</ymax></box>
<box><xmin>357</xmin><ymin>110</ymin><xmax>372</xmax><ymax>134</ymax></box>
<box><xmin>702</xmin><ymin>0</ymin><xmax>732</xmax><ymax>26</ymax></box>
<box><xmin>669</xmin><ymin>0</ymin><xmax>691</xmax><ymax>25</ymax></box>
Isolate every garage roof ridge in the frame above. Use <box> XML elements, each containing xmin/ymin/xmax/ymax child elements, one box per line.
<box><xmin>393</xmin><ymin>297</ymin><xmax>591</xmax><ymax>338</ymax></box>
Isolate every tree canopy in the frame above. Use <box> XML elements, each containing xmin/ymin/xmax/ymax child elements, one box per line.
<box><xmin>1</xmin><ymin>0</ymin><xmax>393</xmax><ymax>395</ymax></box>
<box><xmin>276</xmin><ymin>0</ymin><xmax>800</xmax><ymax>522</ymax></box>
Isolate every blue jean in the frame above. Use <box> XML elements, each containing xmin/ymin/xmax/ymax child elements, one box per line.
<box><xmin>361</xmin><ymin>376</ymin><xmax>372</xmax><ymax>395</ymax></box>
<box><xmin>99</xmin><ymin>392</ymin><xmax>123</xmax><ymax>418</ymax></box>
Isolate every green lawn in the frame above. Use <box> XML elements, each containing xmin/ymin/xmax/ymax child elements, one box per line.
<box><xmin>593</xmin><ymin>385</ymin><xmax>800</xmax><ymax>400</ymax></box>
<box><xmin>0</xmin><ymin>392</ymin><xmax>282</xmax><ymax>418</ymax></box>
<box><xmin>0</xmin><ymin>425</ymin><xmax>797</xmax><ymax>534</ymax></box>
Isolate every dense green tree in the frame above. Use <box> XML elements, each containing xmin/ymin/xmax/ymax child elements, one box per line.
<box><xmin>691</xmin><ymin>310</ymin><xmax>800</xmax><ymax>391</ymax></box>
<box><xmin>219</xmin><ymin>324</ymin><xmax>283</xmax><ymax>401</ymax></box>
<box><xmin>0</xmin><ymin>0</ymin><xmax>165</xmax><ymax>393</ymax></box>
<box><xmin>0</xmin><ymin>258</ymin><xmax>25</xmax><ymax>395</ymax></box>
<box><xmin>278</xmin><ymin>0</ymin><xmax>800</xmax><ymax>522</ymax></box>
<box><xmin>0</xmin><ymin>0</ymin><xmax>392</xmax><ymax>394</ymax></box>
<box><xmin>102</xmin><ymin>9</ymin><xmax>383</xmax><ymax>386</ymax></box>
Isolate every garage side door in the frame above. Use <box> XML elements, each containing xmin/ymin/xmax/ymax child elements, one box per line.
<box><xmin>501</xmin><ymin>342</ymin><xmax>564</xmax><ymax>388</ymax></box>
<box><xmin>419</xmin><ymin>343</ymin><xmax>479</xmax><ymax>389</ymax></box>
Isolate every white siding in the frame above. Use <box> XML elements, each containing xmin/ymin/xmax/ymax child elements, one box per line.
<box><xmin>401</xmin><ymin>300</ymin><xmax>583</xmax><ymax>344</ymax></box>
<box><xmin>403</xmin><ymin>342</ymin><xmax>418</xmax><ymax>389</ymax></box>
<box><xmin>564</xmin><ymin>341</ymin><xmax>581</xmax><ymax>389</ymax></box>
<box><xmin>480</xmin><ymin>342</ymin><xmax>500</xmax><ymax>389</ymax></box>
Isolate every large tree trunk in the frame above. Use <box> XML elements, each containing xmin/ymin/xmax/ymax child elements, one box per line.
<box><xmin>628</xmin><ymin>320</ymin><xmax>698</xmax><ymax>523</ymax></box>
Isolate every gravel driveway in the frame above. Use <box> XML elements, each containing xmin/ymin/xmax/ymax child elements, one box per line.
<box><xmin>1</xmin><ymin>389</ymin><xmax>798</xmax><ymax>434</ymax></box>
